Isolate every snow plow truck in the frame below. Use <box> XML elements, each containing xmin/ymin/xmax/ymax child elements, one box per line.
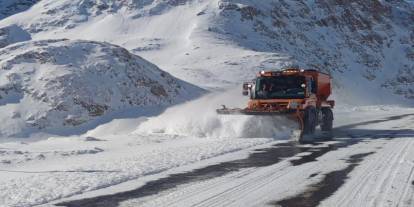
<box><xmin>217</xmin><ymin>68</ymin><xmax>334</xmax><ymax>143</ymax></box>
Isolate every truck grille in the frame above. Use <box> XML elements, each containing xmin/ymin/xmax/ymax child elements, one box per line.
<box><xmin>259</xmin><ymin>102</ymin><xmax>289</xmax><ymax>110</ymax></box>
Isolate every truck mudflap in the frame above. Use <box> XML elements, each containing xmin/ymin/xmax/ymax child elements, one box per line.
<box><xmin>216</xmin><ymin>105</ymin><xmax>305</xmax><ymax>142</ymax></box>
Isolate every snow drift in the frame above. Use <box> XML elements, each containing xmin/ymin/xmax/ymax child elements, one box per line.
<box><xmin>0</xmin><ymin>39</ymin><xmax>203</xmax><ymax>137</ymax></box>
<box><xmin>136</xmin><ymin>88</ymin><xmax>297</xmax><ymax>139</ymax></box>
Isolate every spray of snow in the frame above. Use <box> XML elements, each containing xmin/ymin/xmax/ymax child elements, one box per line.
<box><xmin>135</xmin><ymin>88</ymin><xmax>297</xmax><ymax>139</ymax></box>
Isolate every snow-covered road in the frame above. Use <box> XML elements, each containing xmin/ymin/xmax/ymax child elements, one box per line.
<box><xmin>55</xmin><ymin>107</ymin><xmax>414</xmax><ymax>207</ymax></box>
<box><xmin>1</xmin><ymin>106</ymin><xmax>414</xmax><ymax>207</ymax></box>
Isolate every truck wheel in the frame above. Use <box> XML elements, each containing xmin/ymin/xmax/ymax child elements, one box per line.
<box><xmin>321</xmin><ymin>107</ymin><xmax>333</xmax><ymax>131</ymax></box>
<box><xmin>303</xmin><ymin>107</ymin><xmax>317</xmax><ymax>135</ymax></box>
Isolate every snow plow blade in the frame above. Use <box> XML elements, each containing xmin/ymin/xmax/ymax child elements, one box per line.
<box><xmin>216</xmin><ymin>106</ymin><xmax>305</xmax><ymax>142</ymax></box>
<box><xmin>217</xmin><ymin>108</ymin><xmax>294</xmax><ymax>116</ymax></box>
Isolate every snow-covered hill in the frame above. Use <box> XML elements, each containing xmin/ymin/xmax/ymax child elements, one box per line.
<box><xmin>0</xmin><ymin>0</ymin><xmax>412</xmax><ymax>104</ymax></box>
<box><xmin>0</xmin><ymin>39</ymin><xmax>202</xmax><ymax>137</ymax></box>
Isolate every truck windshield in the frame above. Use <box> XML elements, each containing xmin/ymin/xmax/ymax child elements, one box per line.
<box><xmin>255</xmin><ymin>76</ymin><xmax>306</xmax><ymax>99</ymax></box>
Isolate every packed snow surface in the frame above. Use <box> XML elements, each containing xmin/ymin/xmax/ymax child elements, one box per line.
<box><xmin>0</xmin><ymin>106</ymin><xmax>414</xmax><ymax>207</ymax></box>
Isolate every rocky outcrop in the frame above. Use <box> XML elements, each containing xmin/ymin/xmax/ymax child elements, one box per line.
<box><xmin>0</xmin><ymin>24</ymin><xmax>31</xmax><ymax>48</ymax></box>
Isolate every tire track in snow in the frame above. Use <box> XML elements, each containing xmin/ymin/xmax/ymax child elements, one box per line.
<box><xmin>56</xmin><ymin>142</ymin><xmax>307</xmax><ymax>207</ymax></box>
<box><xmin>274</xmin><ymin>152</ymin><xmax>375</xmax><ymax>207</ymax></box>
<box><xmin>191</xmin><ymin>141</ymin><xmax>364</xmax><ymax>207</ymax></box>
<box><xmin>396</xmin><ymin>143</ymin><xmax>414</xmax><ymax>205</ymax></box>
<box><xmin>58</xmin><ymin>140</ymin><xmax>361</xmax><ymax>207</ymax></box>
<box><xmin>57</xmin><ymin>113</ymin><xmax>414</xmax><ymax>207</ymax></box>
<box><xmin>162</xmin><ymin>167</ymin><xmax>269</xmax><ymax>207</ymax></box>
<box><xmin>354</xmin><ymin>140</ymin><xmax>414</xmax><ymax>207</ymax></box>
<box><xmin>273</xmin><ymin>114</ymin><xmax>414</xmax><ymax>207</ymax></box>
<box><xmin>326</xmin><ymin>139</ymin><xmax>408</xmax><ymax>207</ymax></box>
<box><xmin>320</xmin><ymin>137</ymin><xmax>414</xmax><ymax>206</ymax></box>
<box><xmin>140</xmin><ymin>147</ymin><xmax>330</xmax><ymax>207</ymax></box>
<box><xmin>123</xmin><ymin>141</ymin><xmax>368</xmax><ymax>207</ymax></box>
<box><xmin>371</xmin><ymin>139</ymin><xmax>413</xmax><ymax>207</ymax></box>
<box><xmin>188</xmin><ymin>163</ymin><xmax>294</xmax><ymax>207</ymax></box>
<box><xmin>397</xmin><ymin>163</ymin><xmax>414</xmax><ymax>207</ymax></box>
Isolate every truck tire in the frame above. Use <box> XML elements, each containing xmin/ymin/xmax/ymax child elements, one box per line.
<box><xmin>321</xmin><ymin>107</ymin><xmax>333</xmax><ymax>131</ymax></box>
<box><xmin>303</xmin><ymin>107</ymin><xmax>317</xmax><ymax>135</ymax></box>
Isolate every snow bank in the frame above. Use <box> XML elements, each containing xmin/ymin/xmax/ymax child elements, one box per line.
<box><xmin>136</xmin><ymin>88</ymin><xmax>296</xmax><ymax>139</ymax></box>
<box><xmin>0</xmin><ymin>39</ymin><xmax>203</xmax><ymax>137</ymax></box>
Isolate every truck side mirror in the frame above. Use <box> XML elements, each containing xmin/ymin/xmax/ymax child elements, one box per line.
<box><xmin>242</xmin><ymin>82</ymin><xmax>252</xmax><ymax>96</ymax></box>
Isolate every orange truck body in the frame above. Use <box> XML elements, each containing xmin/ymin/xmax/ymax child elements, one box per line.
<box><xmin>217</xmin><ymin>68</ymin><xmax>335</xmax><ymax>142</ymax></box>
<box><xmin>245</xmin><ymin>69</ymin><xmax>334</xmax><ymax>112</ymax></box>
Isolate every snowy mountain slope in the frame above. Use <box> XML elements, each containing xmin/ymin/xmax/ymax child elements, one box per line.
<box><xmin>214</xmin><ymin>0</ymin><xmax>414</xmax><ymax>100</ymax></box>
<box><xmin>0</xmin><ymin>0</ymin><xmax>412</xmax><ymax>104</ymax></box>
<box><xmin>0</xmin><ymin>0</ymin><xmax>299</xmax><ymax>90</ymax></box>
<box><xmin>0</xmin><ymin>39</ymin><xmax>203</xmax><ymax>137</ymax></box>
<box><xmin>0</xmin><ymin>0</ymin><xmax>39</xmax><ymax>20</ymax></box>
